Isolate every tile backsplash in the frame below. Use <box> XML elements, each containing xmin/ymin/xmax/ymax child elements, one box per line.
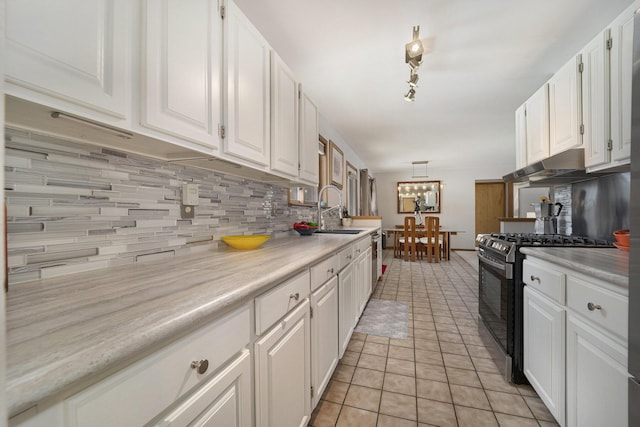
<box><xmin>4</xmin><ymin>129</ymin><xmax>317</xmax><ymax>286</ymax></box>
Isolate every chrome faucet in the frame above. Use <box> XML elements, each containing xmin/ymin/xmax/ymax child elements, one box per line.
<box><xmin>317</xmin><ymin>184</ymin><xmax>343</xmax><ymax>231</ymax></box>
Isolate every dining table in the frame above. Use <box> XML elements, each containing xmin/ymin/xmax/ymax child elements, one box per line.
<box><xmin>384</xmin><ymin>226</ymin><xmax>464</xmax><ymax>261</ymax></box>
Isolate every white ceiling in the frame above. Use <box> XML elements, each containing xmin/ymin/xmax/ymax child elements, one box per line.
<box><xmin>234</xmin><ymin>0</ymin><xmax>633</xmax><ymax>175</ymax></box>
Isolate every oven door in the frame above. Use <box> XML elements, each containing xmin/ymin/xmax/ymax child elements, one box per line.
<box><xmin>477</xmin><ymin>251</ymin><xmax>514</xmax><ymax>354</ymax></box>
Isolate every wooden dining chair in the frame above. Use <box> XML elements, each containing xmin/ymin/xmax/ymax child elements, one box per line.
<box><xmin>419</xmin><ymin>216</ymin><xmax>443</xmax><ymax>263</ymax></box>
<box><xmin>398</xmin><ymin>216</ymin><xmax>419</xmax><ymax>261</ymax></box>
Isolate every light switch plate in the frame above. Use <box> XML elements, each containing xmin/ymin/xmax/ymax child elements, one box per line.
<box><xmin>182</xmin><ymin>184</ymin><xmax>199</xmax><ymax>206</ymax></box>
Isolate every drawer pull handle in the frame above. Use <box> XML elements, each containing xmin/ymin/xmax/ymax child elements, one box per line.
<box><xmin>191</xmin><ymin>359</ymin><xmax>209</xmax><ymax>375</ymax></box>
<box><xmin>327</xmin><ymin>268</ymin><xmax>334</xmax><ymax>275</ymax></box>
<box><xmin>530</xmin><ymin>275</ymin><xmax>541</xmax><ymax>283</ymax></box>
<box><xmin>587</xmin><ymin>302</ymin><xmax>602</xmax><ymax>311</ymax></box>
<box><xmin>290</xmin><ymin>292</ymin><xmax>300</xmax><ymax>301</ymax></box>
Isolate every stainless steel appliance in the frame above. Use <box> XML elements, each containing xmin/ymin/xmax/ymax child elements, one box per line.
<box><xmin>628</xmin><ymin>9</ymin><xmax>640</xmax><ymax>425</ymax></box>
<box><xmin>532</xmin><ymin>201</ymin><xmax>563</xmax><ymax>234</ymax></box>
<box><xmin>476</xmin><ymin>233</ymin><xmax>613</xmax><ymax>383</ymax></box>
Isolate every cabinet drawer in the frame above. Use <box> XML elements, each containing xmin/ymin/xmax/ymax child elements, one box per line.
<box><xmin>355</xmin><ymin>237</ymin><xmax>370</xmax><ymax>257</ymax></box>
<box><xmin>522</xmin><ymin>259</ymin><xmax>566</xmax><ymax>303</ymax></box>
<box><xmin>65</xmin><ymin>305</ymin><xmax>250</xmax><ymax>427</ymax></box>
<box><xmin>567</xmin><ymin>276</ymin><xmax>628</xmax><ymax>340</ymax></box>
<box><xmin>337</xmin><ymin>246</ymin><xmax>355</xmax><ymax>271</ymax></box>
<box><xmin>255</xmin><ymin>270</ymin><xmax>310</xmax><ymax>335</ymax></box>
<box><xmin>310</xmin><ymin>255</ymin><xmax>339</xmax><ymax>291</ymax></box>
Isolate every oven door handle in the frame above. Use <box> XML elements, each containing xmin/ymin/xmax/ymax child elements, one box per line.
<box><xmin>478</xmin><ymin>252</ymin><xmax>513</xmax><ymax>279</ymax></box>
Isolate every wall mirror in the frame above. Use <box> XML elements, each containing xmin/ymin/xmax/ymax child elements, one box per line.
<box><xmin>397</xmin><ymin>181</ymin><xmax>441</xmax><ymax>213</ymax></box>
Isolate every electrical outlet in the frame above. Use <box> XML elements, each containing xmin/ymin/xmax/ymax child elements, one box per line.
<box><xmin>181</xmin><ymin>204</ymin><xmax>195</xmax><ymax>219</ymax></box>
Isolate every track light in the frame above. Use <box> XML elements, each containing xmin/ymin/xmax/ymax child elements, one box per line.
<box><xmin>404</xmin><ymin>25</ymin><xmax>426</xmax><ymax>101</ymax></box>
<box><xmin>408</xmin><ymin>71</ymin><xmax>419</xmax><ymax>87</ymax></box>
<box><xmin>405</xmin><ymin>26</ymin><xmax>424</xmax><ymax>64</ymax></box>
<box><xmin>404</xmin><ymin>88</ymin><xmax>416</xmax><ymax>102</ymax></box>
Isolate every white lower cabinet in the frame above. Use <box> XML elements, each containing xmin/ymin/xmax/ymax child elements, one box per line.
<box><xmin>355</xmin><ymin>246</ymin><xmax>372</xmax><ymax>318</ymax></box>
<box><xmin>310</xmin><ymin>276</ymin><xmax>339</xmax><ymax>408</ymax></box>
<box><xmin>523</xmin><ymin>286</ymin><xmax>565</xmax><ymax>425</ymax></box>
<box><xmin>255</xmin><ymin>299</ymin><xmax>311</xmax><ymax>427</ymax></box>
<box><xmin>155</xmin><ymin>350</ymin><xmax>251</xmax><ymax>426</ymax></box>
<box><xmin>19</xmin><ymin>305</ymin><xmax>252</xmax><ymax>427</ymax></box>
<box><xmin>338</xmin><ymin>262</ymin><xmax>356</xmax><ymax>358</ymax></box>
<box><xmin>522</xmin><ymin>254</ymin><xmax>628</xmax><ymax>427</ymax></box>
<box><xmin>566</xmin><ymin>313</ymin><xmax>628</xmax><ymax>427</ymax></box>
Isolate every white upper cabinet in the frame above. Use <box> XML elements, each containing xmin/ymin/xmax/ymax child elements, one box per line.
<box><xmin>141</xmin><ymin>0</ymin><xmax>222</xmax><ymax>151</ymax></box>
<box><xmin>525</xmin><ymin>85</ymin><xmax>550</xmax><ymax>164</ymax></box>
<box><xmin>548</xmin><ymin>56</ymin><xmax>582</xmax><ymax>156</ymax></box>
<box><xmin>223</xmin><ymin>1</ymin><xmax>271</xmax><ymax>167</ymax></box>
<box><xmin>581</xmin><ymin>30</ymin><xmax>609</xmax><ymax>168</ymax></box>
<box><xmin>609</xmin><ymin>3</ymin><xmax>635</xmax><ymax>165</ymax></box>
<box><xmin>515</xmin><ymin>104</ymin><xmax>527</xmax><ymax>169</ymax></box>
<box><xmin>270</xmin><ymin>51</ymin><xmax>300</xmax><ymax>178</ymax></box>
<box><xmin>4</xmin><ymin>0</ymin><xmax>131</xmax><ymax>122</ymax></box>
<box><xmin>298</xmin><ymin>88</ymin><xmax>320</xmax><ymax>185</ymax></box>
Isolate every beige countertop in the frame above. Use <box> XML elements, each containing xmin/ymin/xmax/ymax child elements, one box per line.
<box><xmin>6</xmin><ymin>228</ymin><xmax>377</xmax><ymax>417</ymax></box>
<box><xmin>519</xmin><ymin>247</ymin><xmax>629</xmax><ymax>291</ymax></box>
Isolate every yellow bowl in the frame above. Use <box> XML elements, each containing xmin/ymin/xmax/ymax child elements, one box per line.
<box><xmin>221</xmin><ymin>235</ymin><xmax>271</xmax><ymax>250</ymax></box>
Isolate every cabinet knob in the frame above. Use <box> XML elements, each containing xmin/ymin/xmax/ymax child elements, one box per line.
<box><xmin>191</xmin><ymin>359</ymin><xmax>209</xmax><ymax>375</ymax></box>
<box><xmin>290</xmin><ymin>292</ymin><xmax>300</xmax><ymax>301</ymax></box>
<box><xmin>587</xmin><ymin>302</ymin><xmax>602</xmax><ymax>311</ymax></box>
<box><xmin>327</xmin><ymin>268</ymin><xmax>334</xmax><ymax>275</ymax></box>
<box><xmin>530</xmin><ymin>275</ymin><xmax>541</xmax><ymax>283</ymax></box>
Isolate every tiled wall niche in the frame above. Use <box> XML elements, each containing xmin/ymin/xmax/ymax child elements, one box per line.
<box><xmin>4</xmin><ymin>129</ymin><xmax>317</xmax><ymax>286</ymax></box>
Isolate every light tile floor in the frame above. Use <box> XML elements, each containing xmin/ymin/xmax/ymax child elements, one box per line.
<box><xmin>309</xmin><ymin>249</ymin><xmax>559</xmax><ymax>427</ymax></box>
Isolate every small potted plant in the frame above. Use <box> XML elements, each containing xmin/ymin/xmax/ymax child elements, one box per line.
<box><xmin>341</xmin><ymin>208</ymin><xmax>353</xmax><ymax>227</ymax></box>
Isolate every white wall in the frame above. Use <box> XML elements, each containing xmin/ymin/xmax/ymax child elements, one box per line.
<box><xmin>319</xmin><ymin>114</ymin><xmax>367</xmax><ymax>209</ymax></box>
<box><xmin>376</xmin><ymin>164</ymin><xmax>511</xmax><ymax>250</ymax></box>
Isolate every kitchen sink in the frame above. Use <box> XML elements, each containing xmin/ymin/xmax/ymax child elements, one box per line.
<box><xmin>315</xmin><ymin>229</ymin><xmax>363</xmax><ymax>234</ymax></box>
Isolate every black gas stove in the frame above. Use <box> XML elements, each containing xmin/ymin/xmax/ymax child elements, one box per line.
<box><xmin>477</xmin><ymin>233</ymin><xmax>613</xmax><ymax>263</ymax></box>
<box><xmin>476</xmin><ymin>232</ymin><xmax>614</xmax><ymax>383</ymax></box>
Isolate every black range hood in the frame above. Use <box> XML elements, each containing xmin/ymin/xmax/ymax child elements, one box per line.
<box><xmin>502</xmin><ymin>148</ymin><xmax>596</xmax><ymax>186</ymax></box>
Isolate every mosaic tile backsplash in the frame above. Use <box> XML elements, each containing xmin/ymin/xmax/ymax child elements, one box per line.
<box><xmin>4</xmin><ymin>129</ymin><xmax>320</xmax><ymax>286</ymax></box>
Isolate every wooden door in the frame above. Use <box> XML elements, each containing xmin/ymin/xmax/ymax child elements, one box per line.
<box><xmin>475</xmin><ymin>181</ymin><xmax>506</xmax><ymax>237</ymax></box>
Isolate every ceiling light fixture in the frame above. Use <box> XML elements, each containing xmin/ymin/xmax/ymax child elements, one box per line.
<box><xmin>412</xmin><ymin>161</ymin><xmax>429</xmax><ymax>177</ymax></box>
<box><xmin>405</xmin><ymin>26</ymin><xmax>424</xmax><ymax>63</ymax></box>
<box><xmin>404</xmin><ymin>25</ymin><xmax>425</xmax><ymax>101</ymax></box>
<box><xmin>404</xmin><ymin>87</ymin><xmax>416</xmax><ymax>102</ymax></box>
<box><xmin>408</xmin><ymin>71</ymin><xmax>419</xmax><ymax>87</ymax></box>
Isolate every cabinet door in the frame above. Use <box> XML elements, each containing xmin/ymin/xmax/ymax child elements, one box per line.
<box><xmin>566</xmin><ymin>313</ymin><xmax>628</xmax><ymax>427</ymax></box>
<box><xmin>548</xmin><ymin>56</ymin><xmax>582</xmax><ymax>155</ymax></box>
<box><xmin>4</xmin><ymin>0</ymin><xmax>131</xmax><ymax>120</ymax></box>
<box><xmin>355</xmin><ymin>248</ymin><xmax>372</xmax><ymax>318</ymax></box>
<box><xmin>156</xmin><ymin>350</ymin><xmax>251</xmax><ymax>426</ymax></box>
<box><xmin>338</xmin><ymin>263</ymin><xmax>355</xmax><ymax>358</ymax></box>
<box><xmin>270</xmin><ymin>51</ymin><xmax>299</xmax><ymax>177</ymax></box>
<box><xmin>525</xmin><ymin>85</ymin><xmax>550</xmax><ymax>164</ymax></box>
<box><xmin>142</xmin><ymin>0</ymin><xmax>221</xmax><ymax>149</ymax></box>
<box><xmin>515</xmin><ymin>104</ymin><xmax>528</xmax><ymax>168</ymax></box>
<box><xmin>523</xmin><ymin>286</ymin><xmax>565</xmax><ymax>426</ymax></box>
<box><xmin>224</xmin><ymin>1</ymin><xmax>271</xmax><ymax>166</ymax></box>
<box><xmin>610</xmin><ymin>6</ymin><xmax>634</xmax><ymax>164</ymax></box>
<box><xmin>298</xmin><ymin>89</ymin><xmax>320</xmax><ymax>185</ymax></box>
<box><xmin>582</xmin><ymin>30</ymin><xmax>609</xmax><ymax>168</ymax></box>
<box><xmin>255</xmin><ymin>299</ymin><xmax>311</xmax><ymax>427</ymax></box>
<box><xmin>310</xmin><ymin>276</ymin><xmax>339</xmax><ymax>408</ymax></box>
